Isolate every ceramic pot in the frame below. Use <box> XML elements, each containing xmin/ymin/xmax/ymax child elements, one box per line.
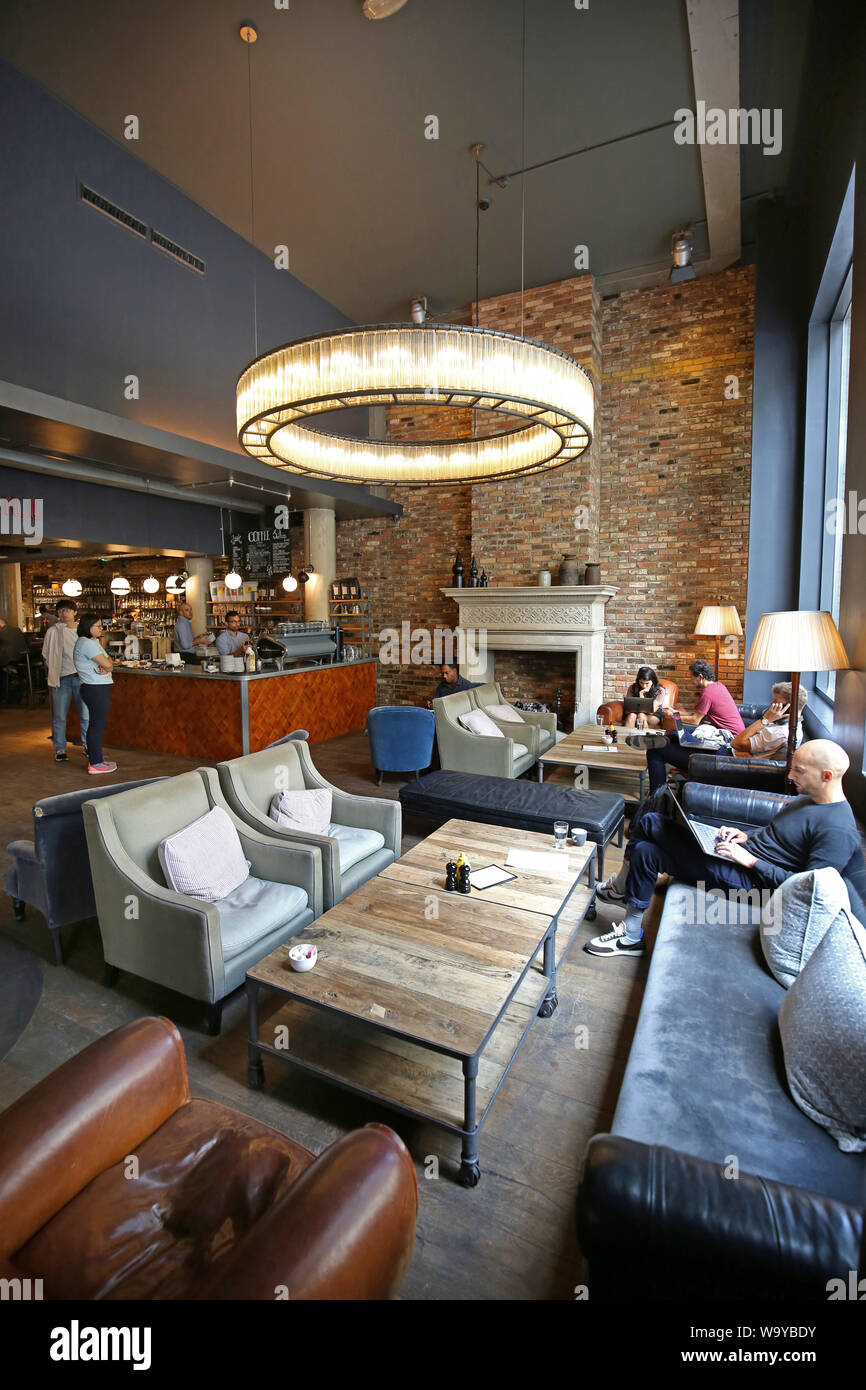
<box><xmin>584</xmin><ymin>562</ymin><xmax>601</xmax><ymax>585</ymax></box>
<box><xmin>557</xmin><ymin>553</ymin><xmax>580</xmax><ymax>586</ymax></box>
<box><xmin>537</xmin><ymin>569</ymin><xmax>552</xmax><ymax>586</ymax></box>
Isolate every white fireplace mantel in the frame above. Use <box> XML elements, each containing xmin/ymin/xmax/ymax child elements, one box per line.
<box><xmin>440</xmin><ymin>585</ymin><xmax>618</xmax><ymax>726</ymax></box>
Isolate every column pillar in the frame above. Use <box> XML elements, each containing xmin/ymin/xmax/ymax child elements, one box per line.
<box><xmin>185</xmin><ymin>555</ymin><xmax>213</xmax><ymax>638</ymax></box>
<box><xmin>0</xmin><ymin>563</ymin><xmax>24</xmax><ymax>628</ymax></box>
<box><xmin>301</xmin><ymin>508</ymin><xmax>336</xmax><ymax>623</ymax></box>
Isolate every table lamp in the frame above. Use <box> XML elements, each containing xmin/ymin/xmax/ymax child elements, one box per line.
<box><xmin>746</xmin><ymin>610</ymin><xmax>850</xmax><ymax>771</ymax></box>
<box><xmin>694</xmin><ymin>605</ymin><xmax>743</xmax><ymax>679</ymax></box>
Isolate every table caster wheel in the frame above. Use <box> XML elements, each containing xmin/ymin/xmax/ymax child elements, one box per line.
<box><xmin>538</xmin><ymin>990</ymin><xmax>558</xmax><ymax>1018</ymax></box>
<box><xmin>459</xmin><ymin>1160</ymin><xmax>482</xmax><ymax>1187</ymax></box>
<box><xmin>585</xmin><ymin>900</ymin><xmax>597</xmax><ymax>921</ymax></box>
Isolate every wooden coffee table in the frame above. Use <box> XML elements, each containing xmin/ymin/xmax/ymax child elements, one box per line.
<box><xmin>539</xmin><ymin>723</ymin><xmax>655</xmax><ymax>802</ymax></box>
<box><xmin>245</xmin><ymin>818</ymin><xmax>594</xmax><ymax>1187</ymax></box>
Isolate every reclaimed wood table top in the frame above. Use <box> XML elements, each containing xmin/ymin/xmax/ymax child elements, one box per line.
<box><xmin>380</xmin><ymin>817</ymin><xmax>592</xmax><ymax>918</ymax></box>
<box><xmin>247</xmin><ymin>873</ymin><xmax>556</xmax><ymax>1058</ymax></box>
<box><xmin>540</xmin><ymin>724</ymin><xmax>651</xmax><ymax>770</ymax></box>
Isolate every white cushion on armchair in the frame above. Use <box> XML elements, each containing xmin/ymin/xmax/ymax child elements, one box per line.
<box><xmin>486</xmin><ymin>703</ymin><xmax>524</xmax><ymax>723</ymax></box>
<box><xmin>458</xmin><ymin>708</ymin><xmax>505</xmax><ymax>738</ymax></box>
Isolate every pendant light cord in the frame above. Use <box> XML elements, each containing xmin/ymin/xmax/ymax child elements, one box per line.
<box><xmin>474</xmin><ymin>159</ymin><xmax>480</xmax><ymax>329</ymax></box>
<box><xmin>247</xmin><ymin>39</ymin><xmax>258</xmax><ymax>359</ymax></box>
<box><xmin>520</xmin><ymin>0</ymin><xmax>526</xmax><ymax>337</ymax></box>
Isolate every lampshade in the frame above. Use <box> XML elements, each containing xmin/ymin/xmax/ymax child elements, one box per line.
<box><xmin>224</xmin><ymin>571</ymin><xmax>243</xmax><ymax>591</ymax></box>
<box><xmin>282</xmin><ymin>574</ymin><xmax>298</xmax><ymax>592</ymax></box>
<box><xmin>747</xmin><ymin>611</ymin><xmax>850</xmax><ymax>673</ymax></box>
<box><xmin>61</xmin><ymin>578</ymin><xmax>82</xmax><ymax>597</ymax></box>
<box><xmin>142</xmin><ymin>575</ymin><xmax>160</xmax><ymax>594</ymax></box>
<box><xmin>110</xmin><ymin>576</ymin><xmax>131</xmax><ymax>595</ymax></box>
<box><xmin>695</xmin><ymin>605</ymin><xmax>743</xmax><ymax>637</ymax></box>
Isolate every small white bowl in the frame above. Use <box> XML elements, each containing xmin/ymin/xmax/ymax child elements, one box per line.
<box><xmin>288</xmin><ymin>943</ymin><xmax>317</xmax><ymax>972</ymax></box>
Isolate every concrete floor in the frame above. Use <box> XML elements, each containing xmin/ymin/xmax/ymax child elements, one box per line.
<box><xmin>0</xmin><ymin>705</ymin><xmax>654</xmax><ymax>1301</ymax></box>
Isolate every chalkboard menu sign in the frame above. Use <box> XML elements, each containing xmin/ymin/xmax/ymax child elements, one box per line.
<box><xmin>228</xmin><ymin>509</ymin><xmax>292</xmax><ymax>581</ymax></box>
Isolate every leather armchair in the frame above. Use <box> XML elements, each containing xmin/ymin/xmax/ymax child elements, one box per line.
<box><xmin>434</xmin><ymin>690</ymin><xmax>540</xmax><ymax>779</ymax></box>
<box><xmin>83</xmin><ymin>769</ymin><xmax>322</xmax><ymax>1034</ymax></box>
<box><xmin>470</xmin><ymin>682</ymin><xmax>557</xmax><ymax>751</ymax></box>
<box><xmin>4</xmin><ymin>779</ymin><xmax>166</xmax><ymax>964</ymax></box>
<box><xmin>0</xmin><ymin>1016</ymin><xmax>418</xmax><ymax>1300</ymax></box>
<box><xmin>216</xmin><ymin>740</ymin><xmax>400</xmax><ymax>910</ymax></box>
<box><xmin>597</xmin><ymin>678</ymin><xmax>678</xmax><ymax>727</ymax></box>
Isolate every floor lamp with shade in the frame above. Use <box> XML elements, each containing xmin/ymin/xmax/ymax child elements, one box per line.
<box><xmin>694</xmin><ymin>605</ymin><xmax>743</xmax><ymax>680</ymax></box>
<box><xmin>746</xmin><ymin>611</ymin><xmax>850</xmax><ymax>772</ymax></box>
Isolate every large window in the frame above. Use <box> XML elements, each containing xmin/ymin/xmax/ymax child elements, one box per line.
<box><xmin>818</xmin><ymin>267</ymin><xmax>852</xmax><ymax>702</ymax></box>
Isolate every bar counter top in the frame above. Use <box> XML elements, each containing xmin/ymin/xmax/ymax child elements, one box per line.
<box><xmin>98</xmin><ymin>659</ymin><xmax>378</xmax><ymax>760</ymax></box>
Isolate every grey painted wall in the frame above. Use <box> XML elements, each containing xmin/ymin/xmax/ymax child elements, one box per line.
<box><xmin>0</xmin><ymin>59</ymin><xmax>362</xmax><ymax>456</ymax></box>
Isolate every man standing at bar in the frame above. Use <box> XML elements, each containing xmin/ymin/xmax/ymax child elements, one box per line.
<box><xmin>42</xmin><ymin>599</ymin><xmax>90</xmax><ymax>762</ymax></box>
<box><xmin>216</xmin><ymin>611</ymin><xmax>251</xmax><ymax>656</ymax></box>
<box><xmin>173</xmin><ymin>602</ymin><xmax>214</xmax><ymax>661</ymax></box>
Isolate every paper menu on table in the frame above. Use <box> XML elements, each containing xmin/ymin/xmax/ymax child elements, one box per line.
<box><xmin>505</xmin><ymin>849</ymin><xmax>572</xmax><ymax>878</ymax></box>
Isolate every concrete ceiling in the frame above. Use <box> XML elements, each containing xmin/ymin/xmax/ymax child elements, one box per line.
<box><xmin>0</xmin><ymin>0</ymin><xmax>810</xmax><ymax>323</ymax></box>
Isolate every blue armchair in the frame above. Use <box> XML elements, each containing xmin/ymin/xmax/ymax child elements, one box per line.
<box><xmin>4</xmin><ymin>779</ymin><xmax>167</xmax><ymax>964</ymax></box>
<box><xmin>366</xmin><ymin>706</ymin><xmax>435</xmax><ymax>786</ymax></box>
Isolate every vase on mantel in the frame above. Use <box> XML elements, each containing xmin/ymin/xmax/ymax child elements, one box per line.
<box><xmin>584</xmin><ymin>562</ymin><xmax>601</xmax><ymax>586</ymax></box>
<box><xmin>557</xmin><ymin>553</ymin><xmax>580</xmax><ymax>586</ymax></box>
<box><xmin>537</xmin><ymin>568</ymin><xmax>552</xmax><ymax>587</ymax></box>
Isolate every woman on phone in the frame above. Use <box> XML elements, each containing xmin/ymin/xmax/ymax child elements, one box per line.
<box><xmin>73</xmin><ymin>612</ymin><xmax>117</xmax><ymax>774</ymax></box>
<box><xmin>623</xmin><ymin>666</ymin><xmax>669</xmax><ymax>728</ymax></box>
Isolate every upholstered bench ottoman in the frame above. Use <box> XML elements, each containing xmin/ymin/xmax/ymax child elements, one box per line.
<box><xmin>399</xmin><ymin>770</ymin><xmax>625</xmax><ymax>880</ymax></box>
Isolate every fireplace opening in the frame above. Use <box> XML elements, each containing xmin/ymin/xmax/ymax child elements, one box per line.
<box><xmin>492</xmin><ymin>652</ymin><xmax>576</xmax><ymax>728</ymax></box>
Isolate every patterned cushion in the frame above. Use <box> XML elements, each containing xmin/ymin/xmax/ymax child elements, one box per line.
<box><xmin>158</xmin><ymin>806</ymin><xmax>249</xmax><ymax>902</ymax></box>
<box><xmin>269</xmin><ymin>788</ymin><xmax>332</xmax><ymax>834</ymax></box>
<box><xmin>778</xmin><ymin>909</ymin><xmax>866</xmax><ymax>1152</ymax></box>
<box><xmin>760</xmin><ymin>867</ymin><xmax>851</xmax><ymax>988</ymax></box>
<box><xmin>486</xmin><ymin>703</ymin><xmax>524</xmax><ymax>723</ymax></box>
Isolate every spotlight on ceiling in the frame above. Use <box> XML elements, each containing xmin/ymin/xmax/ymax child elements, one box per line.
<box><xmin>670</xmin><ymin>228</ymin><xmax>696</xmax><ymax>283</ymax></box>
<box><xmin>410</xmin><ymin>296</ymin><xmax>427</xmax><ymax>324</ymax></box>
<box><xmin>362</xmin><ymin>0</ymin><xmax>408</xmax><ymax>17</ymax></box>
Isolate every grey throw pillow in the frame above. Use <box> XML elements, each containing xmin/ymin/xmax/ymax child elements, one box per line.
<box><xmin>269</xmin><ymin>787</ymin><xmax>332</xmax><ymax>835</ymax></box>
<box><xmin>778</xmin><ymin>909</ymin><xmax>866</xmax><ymax>1152</ymax></box>
<box><xmin>760</xmin><ymin>867</ymin><xmax>851</xmax><ymax>988</ymax></box>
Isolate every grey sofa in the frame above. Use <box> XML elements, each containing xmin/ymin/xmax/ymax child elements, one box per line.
<box><xmin>577</xmin><ymin>780</ymin><xmax>866</xmax><ymax>1298</ymax></box>
<box><xmin>83</xmin><ymin>768</ymin><xmax>322</xmax><ymax>1034</ymax></box>
<box><xmin>4</xmin><ymin>779</ymin><xmax>165</xmax><ymax>964</ymax></box>
<box><xmin>434</xmin><ymin>689</ymin><xmax>540</xmax><ymax>779</ymax></box>
<box><xmin>216</xmin><ymin>740</ymin><xmax>399</xmax><ymax>910</ymax></box>
<box><xmin>686</xmin><ymin>702</ymin><xmax>837</xmax><ymax>793</ymax></box>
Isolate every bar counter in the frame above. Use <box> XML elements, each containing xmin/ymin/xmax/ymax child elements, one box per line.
<box><xmin>93</xmin><ymin>659</ymin><xmax>378</xmax><ymax>761</ymax></box>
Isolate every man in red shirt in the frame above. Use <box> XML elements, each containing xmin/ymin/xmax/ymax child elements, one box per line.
<box><xmin>644</xmin><ymin>660</ymin><xmax>745</xmax><ymax>792</ymax></box>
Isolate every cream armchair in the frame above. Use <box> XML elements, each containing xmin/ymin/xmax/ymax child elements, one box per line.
<box><xmin>216</xmin><ymin>740</ymin><xmax>400</xmax><ymax>910</ymax></box>
<box><xmin>83</xmin><ymin>768</ymin><xmax>322</xmax><ymax>1035</ymax></box>
<box><xmin>433</xmin><ymin>689</ymin><xmax>540</xmax><ymax>778</ymax></box>
<box><xmin>469</xmin><ymin>682</ymin><xmax>557</xmax><ymax>752</ymax></box>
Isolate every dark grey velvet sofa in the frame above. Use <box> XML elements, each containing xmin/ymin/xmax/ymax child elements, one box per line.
<box><xmin>577</xmin><ymin>781</ymin><xmax>866</xmax><ymax>1299</ymax></box>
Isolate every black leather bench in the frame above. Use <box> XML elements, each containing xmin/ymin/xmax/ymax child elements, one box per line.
<box><xmin>399</xmin><ymin>770</ymin><xmax>625</xmax><ymax>881</ymax></box>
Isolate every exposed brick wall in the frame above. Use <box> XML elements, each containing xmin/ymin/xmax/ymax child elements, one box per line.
<box><xmin>335</xmin><ymin>265</ymin><xmax>755</xmax><ymax>716</ymax></box>
<box><xmin>599</xmin><ymin>265</ymin><xmax>754</xmax><ymax>708</ymax></box>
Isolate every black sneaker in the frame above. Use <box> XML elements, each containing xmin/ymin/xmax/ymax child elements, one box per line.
<box><xmin>55</xmin><ymin>751</ymin><xmax>68</xmax><ymax>762</ymax></box>
<box><xmin>584</xmin><ymin>923</ymin><xmax>645</xmax><ymax>957</ymax></box>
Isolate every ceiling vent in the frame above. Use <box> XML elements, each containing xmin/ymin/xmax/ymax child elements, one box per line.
<box><xmin>80</xmin><ymin>183</ymin><xmax>147</xmax><ymax>238</ymax></box>
<box><xmin>151</xmin><ymin>229</ymin><xmax>206</xmax><ymax>275</ymax></box>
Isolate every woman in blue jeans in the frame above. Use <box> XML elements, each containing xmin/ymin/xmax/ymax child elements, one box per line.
<box><xmin>73</xmin><ymin>612</ymin><xmax>116</xmax><ymax>774</ymax></box>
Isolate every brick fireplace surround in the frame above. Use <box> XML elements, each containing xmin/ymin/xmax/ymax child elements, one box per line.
<box><xmin>335</xmin><ymin>265</ymin><xmax>754</xmax><ymax>715</ymax></box>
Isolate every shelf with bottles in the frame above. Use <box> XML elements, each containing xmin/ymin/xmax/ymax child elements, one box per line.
<box><xmin>32</xmin><ymin>584</ymin><xmax>116</xmax><ymax>612</ymax></box>
<box><xmin>328</xmin><ymin>593</ymin><xmax>374</xmax><ymax>659</ymax></box>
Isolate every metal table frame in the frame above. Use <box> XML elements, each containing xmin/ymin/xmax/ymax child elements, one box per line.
<box><xmin>246</xmin><ymin>854</ymin><xmax>595</xmax><ymax>1188</ymax></box>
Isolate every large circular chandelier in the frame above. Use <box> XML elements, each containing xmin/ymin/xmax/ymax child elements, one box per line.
<box><xmin>237</xmin><ymin>323</ymin><xmax>594</xmax><ymax>486</ymax></box>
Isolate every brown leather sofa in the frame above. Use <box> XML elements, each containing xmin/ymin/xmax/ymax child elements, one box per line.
<box><xmin>0</xmin><ymin>1016</ymin><xmax>418</xmax><ymax>1300</ymax></box>
<box><xmin>597</xmin><ymin>678</ymin><xmax>679</xmax><ymax>726</ymax></box>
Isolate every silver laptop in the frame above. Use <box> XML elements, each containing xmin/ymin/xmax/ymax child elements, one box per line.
<box><xmin>671</xmin><ymin>794</ymin><xmax>738</xmax><ymax>862</ymax></box>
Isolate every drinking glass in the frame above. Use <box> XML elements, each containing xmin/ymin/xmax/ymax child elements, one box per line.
<box><xmin>553</xmin><ymin>820</ymin><xmax>569</xmax><ymax>850</ymax></box>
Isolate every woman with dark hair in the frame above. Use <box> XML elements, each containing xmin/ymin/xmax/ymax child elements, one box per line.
<box><xmin>623</xmin><ymin>666</ymin><xmax>669</xmax><ymax>727</ymax></box>
<box><xmin>73</xmin><ymin>612</ymin><xmax>117</xmax><ymax>774</ymax></box>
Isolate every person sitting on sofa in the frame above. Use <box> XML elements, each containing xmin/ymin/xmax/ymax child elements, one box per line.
<box><xmin>645</xmin><ymin>659</ymin><xmax>746</xmax><ymax>792</ymax></box>
<box><xmin>622</xmin><ymin>665</ymin><xmax>670</xmax><ymax>728</ymax></box>
<box><xmin>585</xmin><ymin>738</ymin><xmax>860</xmax><ymax>958</ymax></box>
<box><xmin>728</xmin><ymin>682</ymin><xmax>806</xmax><ymax>760</ymax></box>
